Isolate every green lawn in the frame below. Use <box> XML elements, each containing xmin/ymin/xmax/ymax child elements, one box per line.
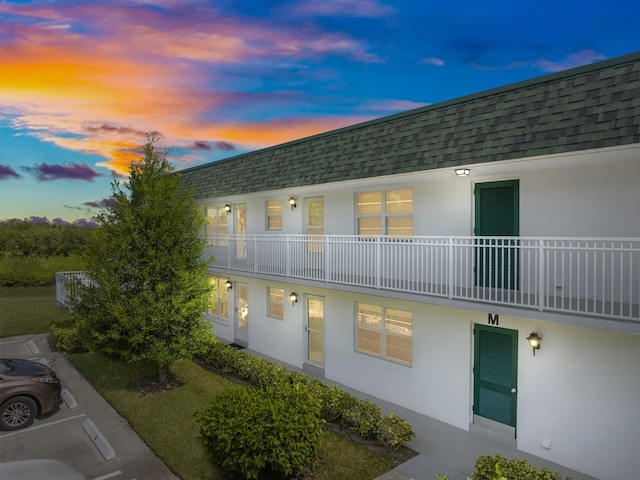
<box><xmin>0</xmin><ymin>286</ymin><xmax>73</xmax><ymax>337</ymax></box>
<box><xmin>71</xmin><ymin>354</ymin><xmax>394</xmax><ymax>480</ymax></box>
<box><xmin>2</xmin><ymin>286</ymin><xmax>396</xmax><ymax>480</ymax></box>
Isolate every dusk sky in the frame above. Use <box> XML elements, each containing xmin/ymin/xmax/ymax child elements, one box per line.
<box><xmin>1</xmin><ymin>0</ymin><xmax>639</xmax><ymax>226</ymax></box>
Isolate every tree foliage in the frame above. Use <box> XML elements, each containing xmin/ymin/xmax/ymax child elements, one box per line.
<box><xmin>0</xmin><ymin>219</ymin><xmax>97</xmax><ymax>258</ymax></box>
<box><xmin>72</xmin><ymin>138</ymin><xmax>214</xmax><ymax>378</ymax></box>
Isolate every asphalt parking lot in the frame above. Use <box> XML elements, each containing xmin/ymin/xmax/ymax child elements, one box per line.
<box><xmin>0</xmin><ymin>333</ymin><xmax>178</xmax><ymax>480</ymax></box>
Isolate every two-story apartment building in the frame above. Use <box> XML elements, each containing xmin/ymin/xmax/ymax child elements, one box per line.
<box><xmin>177</xmin><ymin>52</ymin><xmax>640</xmax><ymax>480</ymax></box>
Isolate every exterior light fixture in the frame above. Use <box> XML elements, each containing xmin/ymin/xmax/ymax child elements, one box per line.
<box><xmin>288</xmin><ymin>196</ymin><xmax>297</xmax><ymax>210</ymax></box>
<box><xmin>289</xmin><ymin>292</ymin><xmax>298</xmax><ymax>305</ymax></box>
<box><xmin>225</xmin><ymin>279</ymin><xmax>233</xmax><ymax>291</ymax></box>
<box><xmin>527</xmin><ymin>332</ymin><xmax>541</xmax><ymax>356</ymax></box>
<box><xmin>224</xmin><ymin>204</ymin><xmax>231</xmax><ymax>213</ymax></box>
<box><xmin>455</xmin><ymin>168</ymin><xmax>470</xmax><ymax>176</ymax></box>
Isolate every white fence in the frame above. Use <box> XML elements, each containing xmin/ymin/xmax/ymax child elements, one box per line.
<box><xmin>205</xmin><ymin>235</ymin><xmax>640</xmax><ymax>322</ymax></box>
<box><xmin>55</xmin><ymin>271</ymin><xmax>92</xmax><ymax>308</ymax></box>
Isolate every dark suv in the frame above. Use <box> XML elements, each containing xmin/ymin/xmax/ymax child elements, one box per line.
<box><xmin>0</xmin><ymin>359</ymin><xmax>62</xmax><ymax>430</ymax></box>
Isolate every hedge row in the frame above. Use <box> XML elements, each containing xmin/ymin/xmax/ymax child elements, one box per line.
<box><xmin>199</xmin><ymin>341</ymin><xmax>415</xmax><ymax>453</ymax></box>
<box><xmin>474</xmin><ymin>455</ymin><xmax>562</xmax><ymax>480</ymax></box>
<box><xmin>0</xmin><ymin>254</ymin><xmax>87</xmax><ymax>287</ymax></box>
<box><xmin>437</xmin><ymin>454</ymin><xmax>563</xmax><ymax>480</ymax></box>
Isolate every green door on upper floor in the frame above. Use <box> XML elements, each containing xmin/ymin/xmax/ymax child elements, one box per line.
<box><xmin>474</xmin><ymin>180</ymin><xmax>520</xmax><ymax>289</ymax></box>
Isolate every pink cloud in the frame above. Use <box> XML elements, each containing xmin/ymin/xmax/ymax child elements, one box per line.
<box><xmin>359</xmin><ymin>99</ymin><xmax>430</xmax><ymax>112</ymax></box>
<box><xmin>0</xmin><ymin>0</ymin><xmax>382</xmax><ymax>177</ymax></box>
<box><xmin>418</xmin><ymin>57</ymin><xmax>445</xmax><ymax>67</ymax></box>
<box><xmin>290</xmin><ymin>0</ymin><xmax>397</xmax><ymax>18</ymax></box>
<box><xmin>533</xmin><ymin>49</ymin><xmax>608</xmax><ymax>72</ymax></box>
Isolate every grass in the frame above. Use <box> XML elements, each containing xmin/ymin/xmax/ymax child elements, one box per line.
<box><xmin>70</xmin><ymin>354</ymin><xmax>395</xmax><ymax>480</ymax></box>
<box><xmin>3</xmin><ymin>286</ymin><xmax>396</xmax><ymax>480</ymax></box>
<box><xmin>0</xmin><ymin>285</ymin><xmax>73</xmax><ymax>337</ymax></box>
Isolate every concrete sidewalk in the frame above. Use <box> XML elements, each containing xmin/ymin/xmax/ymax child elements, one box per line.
<box><xmin>370</xmin><ymin>400</ymin><xmax>598</xmax><ymax>480</ymax></box>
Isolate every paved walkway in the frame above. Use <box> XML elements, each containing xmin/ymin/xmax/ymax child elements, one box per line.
<box><xmin>368</xmin><ymin>394</ymin><xmax>598</xmax><ymax>480</ymax></box>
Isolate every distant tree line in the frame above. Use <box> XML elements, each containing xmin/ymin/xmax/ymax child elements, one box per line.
<box><xmin>0</xmin><ymin>219</ymin><xmax>98</xmax><ymax>258</ymax></box>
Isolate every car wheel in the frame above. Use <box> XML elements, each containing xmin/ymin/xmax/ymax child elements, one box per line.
<box><xmin>0</xmin><ymin>396</ymin><xmax>38</xmax><ymax>431</ymax></box>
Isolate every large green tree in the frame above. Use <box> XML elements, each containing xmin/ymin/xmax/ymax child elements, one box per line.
<box><xmin>73</xmin><ymin>138</ymin><xmax>213</xmax><ymax>382</ymax></box>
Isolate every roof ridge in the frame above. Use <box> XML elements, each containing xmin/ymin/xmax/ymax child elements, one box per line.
<box><xmin>178</xmin><ymin>51</ymin><xmax>640</xmax><ymax>175</ymax></box>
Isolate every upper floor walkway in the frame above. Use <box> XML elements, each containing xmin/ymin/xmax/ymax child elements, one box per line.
<box><xmin>56</xmin><ymin>234</ymin><xmax>640</xmax><ymax>333</ymax></box>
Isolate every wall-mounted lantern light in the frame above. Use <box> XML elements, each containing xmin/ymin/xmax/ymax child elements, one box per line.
<box><xmin>225</xmin><ymin>279</ymin><xmax>233</xmax><ymax>291</ymax></box>
<box><xmin>455</xmin><ymin>168</ymin><xmax>470</xmax><ymax>176</ymax></box>
<box><xmin>224</xmin><ymin>204</ymin><xmax>231</xmax><ymax>213</ymax></box>
<box><xmin>289</xmin><ymin>292</ymin><xmax>298</xmax><ymax>305</ymax></box>
<box><xmin>288</xmin><ymin>196</ymin><xmax>297</xmax><ymax>210</ymax></box>
<box><xmin>527</xmin><ymin>332</ymin><xmax>541</xmax><ymax>356</ymax></box>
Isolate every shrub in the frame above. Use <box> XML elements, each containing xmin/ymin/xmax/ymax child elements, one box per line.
<box><xmin>321</xmin><ymin>384</ymin><xmax>358</xmax><ymax>424</ymax></box>
<box><xmin>50</xmin><ymin>318</ymin><xmax>88</xmax><ymax>353</ymax></box>
<box><xmin>474</xmin><ymin>454</ymin><xmax>561</xmax><ymax>480</ymax></box>
<box><xmin>377</xmin><ymin>413</ymin><xmax>415</xmax><ymax>453</ymax></box>
<box><xmin>344</xmin><ymin>399</ymin><xmax>382</xmax><ymax>439</ymax></box>
<box><xmin>197</xmin><ymin>381</ymin><xmax>324</xmax><ymax>479</ymax></box>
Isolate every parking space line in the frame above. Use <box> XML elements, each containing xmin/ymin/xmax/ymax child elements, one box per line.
<box><xmin>0</xmin><ymin>413</ymin><xmax>87</xmax><ymax>438</ymax></box>
<box><xmin>27</xmin><ymin>339</ymin><xmax>40</xmax><ymax>353</ymax></box>
<box><xmin>0</xmin><ymin>338</ymin><xmax>26</xmax><ymax>345</ymax></box>
<box><xmin>93</xmin><ymin>471</ymin><xmax>123</xmax><ymax>480</ymax></box>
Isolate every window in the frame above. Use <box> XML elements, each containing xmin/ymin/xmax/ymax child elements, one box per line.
<box><xmin>208</xmin><ymin>277</ymin><xmax>229</xmax><ymax>320</ymax></box>
<box><xmin>356</xmin><ymin>303</ymin><xmax>412</xmax><ymax>365</ymax></box>
<box><xmin>267</xmin><ymin>287</ymin><xmax>284</xmax><ymax>320</ymax></box>
<box><xmin>356</xmin><ymin>188</ymin><xmax>413</xmax><ymax>236</ymax></box>
<box><xmin>306</xmin><ymin>197</ymin><xmax>324</xmax><ymax>253</ymax></box>
<box><xmin>266</xmin><ymin>200</ymin><xmax>282</xmax><ymax>230</ymax></box>
<box><xmin>205</xmin><ymin>206</ymin><xmax>229</xmax><ymax>246</ymax></box>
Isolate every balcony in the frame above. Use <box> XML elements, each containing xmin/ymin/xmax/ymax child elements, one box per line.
<box><xmin>205</xmin><ymin>235</ymin><xmax>640</xmax><ymax>325</ymax></box>
<box><xmin>55</xmin><ymin>235</ymin><xmax>639</xmax><ymax>328</ymax></box>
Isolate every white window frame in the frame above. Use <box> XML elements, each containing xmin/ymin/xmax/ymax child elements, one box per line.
<box><xmin>207</xmin><ymin>276</ymin><xmax>230</xmax><ymax>322</ymax></box>
<box><xmin>266</xmin><ymin>200</ymin><xmax>283</xmax><ymax>231</ymax></box>
<box><xmin>355</xmin><ymin>302</ymin><xmax>413</xmax><ymax>366</ymax></box>
<box><xmin>356</xmin><ymin>188</ymin><xmax>413</xmax><ymax>237</ymax></box>
<box><xmin>205</xmin><ymin>205</ymin><xmax>229</xmax><ymax>246</ymax></box>
<box><xmin>267</xmin><ymin>286</ymin><xmax>285</xmax><ymax>320</ymax></box>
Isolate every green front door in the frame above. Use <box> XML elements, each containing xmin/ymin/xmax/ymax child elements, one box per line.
<box><xmin>475</xmin><ymin>180</ymin><xmax>519</xmax><ymax>289</ymax></box>
<box><xmin>473</xmin><ymin>325</ymin><xmax>518</xmax><ymax>430</ymax></box>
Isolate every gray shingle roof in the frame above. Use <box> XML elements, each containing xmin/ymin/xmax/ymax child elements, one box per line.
<box><xmin>180</xmin><ymin>51</ymin><xmax>640</xmax><ymax>200</ymax></box>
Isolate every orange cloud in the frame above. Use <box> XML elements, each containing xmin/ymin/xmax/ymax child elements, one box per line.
<box><xmin>0</xmin><ymin>2</ymin><xmax>379</xmax><ymax>175</ymax></box>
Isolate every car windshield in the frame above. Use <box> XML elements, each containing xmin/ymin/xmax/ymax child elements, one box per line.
<box><xmin>0</xmin><ymin>359</ymin><xmax>16</xmax><ymax>375</ymax></box>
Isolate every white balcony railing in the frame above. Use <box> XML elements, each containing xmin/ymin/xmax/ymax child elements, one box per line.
<box><xmin>55</xmin><ymin>236</ymin><xmax>640</xmax><ymax>323</ymax></box>
<box><xmin>205</xmin><ymin>235</ymin><xmax>640</xmax><ymax>322</ymax></box>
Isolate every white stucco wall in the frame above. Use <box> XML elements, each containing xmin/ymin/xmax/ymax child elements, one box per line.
<box><xmin>513</xmin><ymin>319</ymin><xmax>640</xmax><ymax>480</ymax></box>
<box><xmin>209</xmin><ymin>273</ymin><xmax>639</xmax><ymax>479</ymax></box>
<box><xmin>246</xmin><ymin>279</ymin><xmax>305</xmax><ymax>368</ymax></box>
<box><xmin>519</xmin><ymin>157</ymin><xmax>640</xmax><ymax>237</ymax></box>
<box><xmin>324</xmin><ymin>295</ymin><xmax>473</xmax><ymax>429</ymax></box>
